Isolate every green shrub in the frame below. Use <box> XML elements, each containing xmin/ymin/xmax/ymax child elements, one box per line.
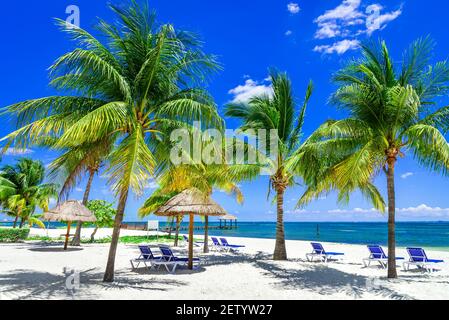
<box><xmin>0</xmin><ymin>228</ymin><xmax>30</xmax><ymax>243</ymax></box>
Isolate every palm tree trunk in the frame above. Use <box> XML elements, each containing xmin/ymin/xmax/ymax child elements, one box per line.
<box><xmin>203</xmin><ymin>215</ymin><xmax>209</xmax><ymax>253</ymax></box>
<box><xmin>174</xmin><ymin>215</ymin><xmax>180</xmax><ymax>247</ymax></box>
<box><xmin>13</xmin><ymin>215</ymin><xmax>19</xmax><ymax>228</ymax></box>
<box><xmin>19</xmin><ymin>218</ymin><xmax>24</xmax><ymax>229</ymax></box>
<box><xmin>103</xmin><ymin>188</ymin><xmax>129</xmax><ymax>283</ymax></box>
<box><xmin>188</xmin><ymin>213</ymin><xmax>194</xmax><ymax>270</ymax></box>
<box><xmin>273</xmin><ymin>187</ymin><xmax>287</xmax><ymax>260</ymax></box>
<box><xmin>90</xmin><ymin>226</ymin><xmax>98</xmax><ymax>242</ymax></box>
<box><xmin>387</xmin><ymin>159</ymin><xmax>398</xmax><ymax>278</ymax></box>
<box><xmin>72</xmin><ymin>169</ymin><xmax>95</xmax><ymax>246</ymax></box>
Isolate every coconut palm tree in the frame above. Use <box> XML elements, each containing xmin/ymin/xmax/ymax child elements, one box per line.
<box><xmin>48</xmin><ymin>140</ymin><xmax>110</xmax><ymax>246</ymax></box>
<box><xmin>1</xmin><ymin>2</ymin><xmax>221</xmax><ymax>282</ymax></box>
<box><xmin>296</xmin><ymin>38</ymin><xmax>449</xmax><ymax>278</ymax></box>
<box><xmin>139</xmin><ymin>132</ymin><xmax>261</xmax><ymax>252</ymax></box>
<box><xmin>0</xmin><ymin>158</ymin><xmax>58</xmax><ymax>227</ymax></box>
<box><xmin>226</xmin><ymin>71</ymin><xmax>314</xmax><ymax>260</ymax></box>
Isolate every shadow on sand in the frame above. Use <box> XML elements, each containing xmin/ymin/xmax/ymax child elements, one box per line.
<box><xmin>0</xmin><ymin>268</ymin><xmax>187</xmax><ymax>300</ymax></box>
<box><xmin>28</xmin><ymin>247</ymin><xmax>84</xmax><ymax>253</ymax></box>
<box><xmin>196</xmin><ymin>250</ymin><xmax>416</xmax><ymax>300</ymax></box>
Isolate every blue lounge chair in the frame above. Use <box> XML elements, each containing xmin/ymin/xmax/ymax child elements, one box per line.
<box><xmin>130</xmin><ymin>246</ymin><xmax>162</xmax><ymax>270</ymax></box>
<box><xmin>211</xmin><ymin>237</ymin><xmax>225</xmax><ymax>252</ymax></box>
<box><xmin>403</xmin><ymin>247</ymin><xmax>444</xmax><ymax>273</ymax></box>
<box><xmin>363</xmin><ymin>245</ymin><xmax>404</xmax><ymax>269</ymax></box>
<box><xmin>183</xmin><ymin>235</ymin><xmax>203</xmax><ymax>247</ymax></box>
<box><xmin>219</xmin><ymin>238</ymin><xmax>245</xmax><ymax>252</ymax></box>
<box><xmin>306</xmin><ymin>242</ymin><xmax>344</xmax><ymax>262</ymax></box>
<box><xmin>158</xmin><ymin>246</ymin><xmax>200</xmax><ymax>273</ymax></box>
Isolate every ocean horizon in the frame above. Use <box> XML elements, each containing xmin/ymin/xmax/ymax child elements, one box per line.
<box><xmin>3</xmin><ymin>221</ymin><xmax>449</xmax><ymax>250</ymax></box>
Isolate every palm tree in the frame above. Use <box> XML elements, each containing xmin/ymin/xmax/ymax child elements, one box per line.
<box><xmin>139</xmin><ymin>131</ymin><xmax>260</xmax><ymax>252</ymax></box>
<box><xmin>226</xmin><ymin>71</ymin><xmax>314</xmax><ymax>260</ymax></box>
<box><xmin>1</xmin><ymin>2</ymin><xmax>221</xmax><ymax>282</ymax></box>
<box><xmin>48</xmin><ymin>140</ymin><xmax>110</xmax><ymax>246</ymax></box>
<box><xmin>0</xmin><ymin>158</ymin><xmax>58</xmax><ymax>227</ymax></box>
<box><xmin>296</xmin><ymin>38</ymin><xmax>449</xmax><ymax>278</ymax></box>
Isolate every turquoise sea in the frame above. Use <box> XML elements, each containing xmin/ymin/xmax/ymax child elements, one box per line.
<box><xmin>188</xmin><ymin>222</ymin><xmax>449</xmax><ymax>250</ymax></box>
<box><xmin>2</xmin><ymin>221</ymin><xmax>449</xmax><ymax>250</ymax></box>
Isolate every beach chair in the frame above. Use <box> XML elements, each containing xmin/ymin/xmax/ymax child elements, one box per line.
<box><xmin>403</xmin><ymin>247</ymin><xmax>444</xmax><ymax>273</ymax></box>
<box><xmin>211</xmin><ymin>237</ymin><xmax>225</xmax><ymax>251</ymax></box>
<box><xmin>219</xmin><ymin>238</ymin><xmax>245</xmax><ymax>252</ymax></box>
<box><xmin>158</xmin><ymin>246</ymin><xmax>200</xmax><ymax>273</ymax></box>
<box><xmin>183</xmin><ymin>235</ymin><xmax>203</xmax><ymax>247</ymax></box>
<box><xmin>363</xmin><ymin>245</ymin><xmax>404</xmax><ymax>269</ymax></box>
<box><xmin>130</xmin><ymin>246</ymin><xmax>162</xmax><ymax>270</ymax></box>
<box><xmin>306</xmin><ymin>242</ymin><xmax>344</xmax><ymax>262</ymax></box>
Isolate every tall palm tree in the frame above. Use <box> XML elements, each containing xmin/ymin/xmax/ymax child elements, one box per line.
<box><xmin>1</xmin><ymin>2</ymin><xmax>221</xmax><ymax>282</ymax></box>
<box><xmin>226</xmin><ymin>71</ymin><xmax>314</xmax><ymax>260</ymax></box>
<box><xmin>0</xmin><ymin>158</ymin><xmax>58</xmax><ymax>227</ymax></box>
<box><xmin>296</xmin><ymin>38</ymin><xmax>449</xmax><ymax>278</ymax></box>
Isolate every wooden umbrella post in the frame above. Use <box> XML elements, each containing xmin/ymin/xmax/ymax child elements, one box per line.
<box><xmin>204</xmin><ymin>215</ymin><xmax>209</xmax><ymax>253</ymax></box>
<box><xmin>188</xmin><ymin>213</ymin><xmax>194</xmax><ymax>270</ymax></box>
<box><xmin>64</xmin><ymin>221</ymin><xmax>72</xmax><ymax>251</ymax></box>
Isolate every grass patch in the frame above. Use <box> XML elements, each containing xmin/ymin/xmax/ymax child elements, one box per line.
<box><xmin>25</xmin><ymin>235</ymin><xmax>187</xmax><ymax>244</ymax></box>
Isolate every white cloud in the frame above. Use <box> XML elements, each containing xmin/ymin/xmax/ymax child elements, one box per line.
<box><xmin>228</xmin><ymin>78</ymin><xmax>273</xmax><ymax>103</ymax></box>
<box><xmin>314</xmin><ymin>21</ymin><xmax>341</xmax><ymax>39</ymax></box>
<box><xmin>287</xmin><ymin>204</ymin><xmax>449</xmax><ymax>221</ymax></box>
<box><xmin>366</xmin><ymin>4</ymin><xmax>403</xmax><ymax>35</ymax></box>
<box><xmin>285</xmin><ymin>30</ymin><xmax>293</xmax><ymax>36</ymax></box>
<box><xmin>287</xmin><ymin>3</ymin><xmax>301</xmax><ymax>14</ymax></box>
<box><xmin>397</xmin><ymin>204</ymin><xmax>449</xmax><ymax>214</ymax></box>
<box><xmin>316</xmin><ymin>0</ymin><xmax>363</xmax><ymax>25</ymax></box>
<box><xmin>3</xmin><ymin>148</ymin><xmax>34</xmax><ymax>156</ymax></box>
<box><xmin>75</xmin><ymin>187</ymin><xmax>83</xmax><ymax>192</ymax></box>
<box><xmin>401</xmin><ymin>172</ymin><xmax>414</xmax><ymax>179</ymax></box>
<box><xmin>313</xmin><ymin>39</ymin><xmax>360</xmax><ymax>55</ymax></box>
<box><xmin>313</xmin><ymin>1</ymin><xmax>403</xmax><ymax>53</ymax></box>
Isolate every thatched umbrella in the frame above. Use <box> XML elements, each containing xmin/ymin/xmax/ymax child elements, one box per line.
<box><xmin>155</xmin><ymin>188</ymin><xmax>226</xmax><ymax>269</ymax></box>
<box><xmin>43</xmin><ymin>200</ymin><xmax>97</xmax><ymax>250</ymax></box>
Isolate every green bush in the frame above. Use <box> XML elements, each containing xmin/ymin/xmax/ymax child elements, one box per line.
<box><xmin>0</xmin><ymin>228</ymin><xmax>30</xmax><ymax>243</ymax></box>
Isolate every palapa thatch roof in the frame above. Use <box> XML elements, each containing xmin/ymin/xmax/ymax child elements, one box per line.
<box><xmin>219</xmin><ymin>214</ymin><xmax>238</xmax><ymax>220</ymax></box>
<box><xmin>155</xmin><ymin>188</ymin><xmax>227</xmax><ymax>217</ymax></box>
<box><xmin>43</xmin><ymin>200</ymin><xmax>97</xmax><ymax>223</ymax></box>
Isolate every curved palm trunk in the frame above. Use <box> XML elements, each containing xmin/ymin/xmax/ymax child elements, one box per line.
<box><xmin>13</xmin><ymin>215</ymin><xmax>19</xmax><ymax>228</ymax></box>
<box><xmin>203</xmin><ymin>215</ymin><xmax>209</xmax><ymax>253</ymax></box>
<box><xmin>386</xmin><ymin>159</ymin><xmax>398</xmax><ymax>279</ymax></box>
<box><xmin>174</xmin><ymin>215</ymin><xmax>181</xmax><ymax>247</ymax></box>
<box><xmin>72</xmin><ymin>169</ymin><xmax>95</xmax><ymax>246</ymax></box>
<box><xmin>103</xmin><ymin>188</ymin><xmax>129</xmax><ymax>283</ymax></box>
<box><xmin>273</xmin><ymin>187</ymin><xmax>287</xmax><ymax>260</ymax></box>
<box><xmin>19</xmin><ymin>218</ymin><xmax>24</xmax><ymax>229</ymax></box>
<box><xmin>90</xmin><ymin>226</ymin><xmax>98</xmax><ymax>242</ymax></box>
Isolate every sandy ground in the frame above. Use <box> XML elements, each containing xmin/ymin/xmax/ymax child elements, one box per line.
<box><xmin>0</xmin><ymin>228</ymin><xmax>448</xmax><ymax>300</ymax></box>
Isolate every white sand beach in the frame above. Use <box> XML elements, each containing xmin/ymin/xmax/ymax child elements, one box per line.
<box><xmin>1</xmin><ymin>228</ymin><xmax>448</xmax><ymax>300</ymax></box>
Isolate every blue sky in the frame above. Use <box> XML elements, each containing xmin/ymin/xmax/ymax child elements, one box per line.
<box><xmin>1</xmin><ymin>0</ymin><xmax>449</xmax><ymax>222</ymax></box>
